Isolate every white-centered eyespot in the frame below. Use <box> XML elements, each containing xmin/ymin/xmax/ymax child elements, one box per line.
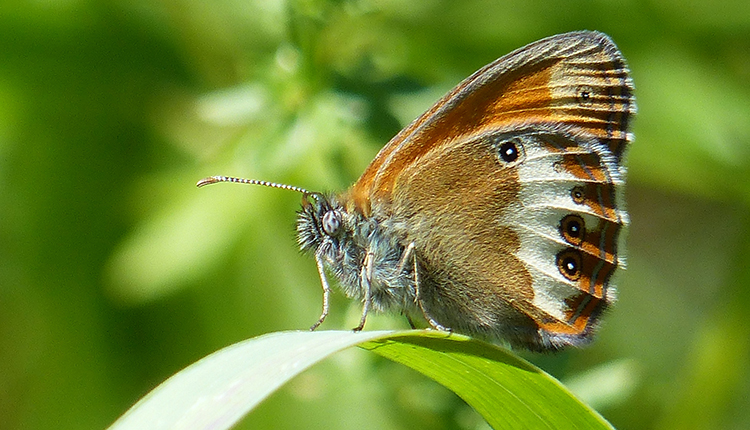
<box><xmin>490</xmin><ymin>135</ymin><xmax>526</xmax><ymax>166</ymax></box>
<box><xmin>498</xmin><ymin>141</ymin><xmax>520</xmax><ymax>163</ymax></box>
<box><xmin>571</xmin><ymin>186</ymin><xmax>585</xmax><ymax>204</ymax></box>
<box><xmin>576</xmin><ymin>85</ymin><xmax>596</xmax><ymax>106</ymax></box>
<box><xmin>557</xmin><ymin>248</ymin><xmax>582</xmax><ymax>281</ymax></box>
<box><xmin>560</xmin><ymin>214</ymin><xmax>585</xmax><ymax>246</ymax></box>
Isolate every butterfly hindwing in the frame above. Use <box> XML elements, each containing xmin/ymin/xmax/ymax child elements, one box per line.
<box><xmin>346</xmin><ymin>31</ymin><xmax>634</xmax><ymax>349</ymax></box>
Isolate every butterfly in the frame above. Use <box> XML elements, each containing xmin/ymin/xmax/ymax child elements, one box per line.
<box><xmin>198</xmin><ymin>30</ymin><xmax>635</xmax><ymax>351</ymax></box>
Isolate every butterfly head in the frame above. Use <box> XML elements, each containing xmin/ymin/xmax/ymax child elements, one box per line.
<box><xmin>297</xmin><ymin>192</ymin><xmax>349</xmax><ymax>256</ymax></box>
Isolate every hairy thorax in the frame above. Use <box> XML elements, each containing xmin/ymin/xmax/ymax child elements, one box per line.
<box><xmin>297</xmin><ymin>193</ymin><xmax>418</xmax><ymax>314</ymax></box>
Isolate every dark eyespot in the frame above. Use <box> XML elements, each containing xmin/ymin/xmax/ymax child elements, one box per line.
<box><xmin>571</xmin><ymin>186</ymin><xmax>585</xmax><ymax>204</ymax></box>
<box><xmin>557</xmin><ymin>249</ymin><xmax>582</xmax><ymax>281</ymax></box>
<box><xmin>498</xmin><ymin>141</ymin><xmax>519</xmax><ymax>163</ymax></box>
<box><xmin>322</xmin><ymin>210</ymin><xmax>342</xmax><ymax>236</ymax></box>
<box><xmin>560</xmin><ymin>215</ymin><xmax>585</xmax><ymax>246</ymax></box>
<box><xmin>577</xmin><ymin>85</ymin><xmax>595</xmax><ymax>106</ymax></box>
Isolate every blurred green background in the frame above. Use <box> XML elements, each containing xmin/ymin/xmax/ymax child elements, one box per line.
<box><xmin>1</xmin><ymin>0</ymin><xmax>749</xmax><ymax>429</ymax></box>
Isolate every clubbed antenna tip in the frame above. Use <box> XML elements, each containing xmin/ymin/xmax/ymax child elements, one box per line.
<box><xmin>196</xmin><ymin>175</ymin><xmax>311</xmax><ymax>195</ymax></box>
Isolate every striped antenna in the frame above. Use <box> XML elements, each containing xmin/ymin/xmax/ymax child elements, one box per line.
<box><xmin>196</xmin><ymin>175</ymin><xmax>311</xmax><ymax>195</ymax></box>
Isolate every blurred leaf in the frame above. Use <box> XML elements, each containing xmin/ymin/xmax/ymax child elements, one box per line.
<box><xmin>104</xmin><ymin>173</ymin><xmax>256</xmax><ymax>305</ymax></box>
<box><xmin>562</xmin><ymin>359</ymin><xmax>641</xmax><ymax>411</ymax></box>
<box><xmin>108</xmin><ymin>330</ymin><xmax>613</xmax><ymax>430</ymax></box>
<box><xmin>630</xmin><ymin>41</ymin><xmax>750</xmax><ymax>202</ymax></box>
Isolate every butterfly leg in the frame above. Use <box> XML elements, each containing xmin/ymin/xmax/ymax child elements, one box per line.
<box><xmin>396</xmin><ymin>241</ymin><xmax>415</xmax><ymax>274</ymax></box>
<box><xmin>404</xmin><ymin>242</ymin><xmax>449</xmax><ymax>332</ymax></box>
<box><xmin>397</xmin><ymin>243</ymin><xmax>420</xmax><ymax>328</ymax></box>
<box><xmin>310</xmin><ymin>254</ymin><xmax>331</xmax><ymax>331</ymax></box>
<box><xmin>354</xmin><ymin>251</ymin><xmax>375</xmax><ymax>331</ymax></box>
<box><xmin>404</xmin><ymin>314</ymin><xmax>417</xmax><ymax>329</ymax></box>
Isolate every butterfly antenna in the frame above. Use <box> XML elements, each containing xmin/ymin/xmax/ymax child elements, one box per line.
<box><xmin>196</xmin><ymin>175</ymin><xmax>311</xmax><ymax>195</ymax></box>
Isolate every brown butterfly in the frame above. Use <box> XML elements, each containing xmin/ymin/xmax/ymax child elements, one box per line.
<box><xmin>198</xmin><ymin>30</ymin><xmax>635</xmax><ymax>351</ymax></box>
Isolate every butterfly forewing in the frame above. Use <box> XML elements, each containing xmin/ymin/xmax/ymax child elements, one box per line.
<box><xmin>349</xmin><ymin>31</ymin><xmax>634</xmax><ymax>213</ymax></box>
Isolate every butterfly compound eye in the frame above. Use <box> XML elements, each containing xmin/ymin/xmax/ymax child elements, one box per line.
<box><xmin>322</xmin><ymin>210</ymin><xmax>342</xmax><ymax>236</ymax></box>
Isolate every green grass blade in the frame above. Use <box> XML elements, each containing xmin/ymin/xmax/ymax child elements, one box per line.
<box><xmin>107</xmin><ymin>330</ymin><xmax>394</xmax><ymax>430</ymax></box>
<box><xmin>108</xmin><ymin>330</ymin><xmax>613</xmax><ymax>430</ymax></box>
<box><xmin>360</xmin><ymin>331</ymin><xmax>615</xmax><ymax>430</ymax></box>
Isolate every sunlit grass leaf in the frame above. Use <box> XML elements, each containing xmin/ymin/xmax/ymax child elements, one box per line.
<box><xmin>108</xmin><ymin>330</ymin><xmax>614</xmax><ymax>430</ymax></box>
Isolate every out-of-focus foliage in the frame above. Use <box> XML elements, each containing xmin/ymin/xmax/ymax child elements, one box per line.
<box><xmin>1</xmin><ymin>1</ymin><xmax>748</xmax><ymax>429</ymax></box>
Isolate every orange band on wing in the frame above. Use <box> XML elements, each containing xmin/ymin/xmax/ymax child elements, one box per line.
<box><xmin>534</xmin><ymin>294</ymin><xmax>604</xmax><ymax>336</ymax></box>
